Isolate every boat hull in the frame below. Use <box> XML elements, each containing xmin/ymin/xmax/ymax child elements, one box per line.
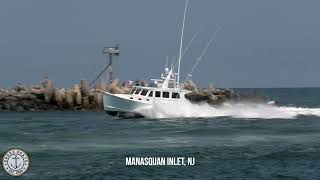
<box><xmin>103</xmin><ymin>91</ymin><xmax>151</xmax><ymax>118</ymax></box>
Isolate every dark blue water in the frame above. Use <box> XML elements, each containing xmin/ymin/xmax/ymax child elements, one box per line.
<box><xmin>1</xmin><ymin>88</ymin><xmax>320</xmax><ymax>179</ymax></box>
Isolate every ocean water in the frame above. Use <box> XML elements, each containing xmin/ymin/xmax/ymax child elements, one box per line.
<box><xmin>0</xmin><ymin>88</ymin><xmax>320</xmax><ymax>179</ymax></box>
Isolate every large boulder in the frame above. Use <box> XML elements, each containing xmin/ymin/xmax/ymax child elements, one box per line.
<box><xmin>44</xmin><ymin>80</ymin><xmax>54</xmax><ymax>102</ymax></box>
<box><xmin>108</xmin><ymin>79</ymin><xmax>125</xmax><ymax>94</ymax></box>
<box><xmin>185</xmin><ymin>92</ymin><xmax>210</xmax><ymax>103</ymax></box>
<box><xmin>20</xmin><ymin>100</ymin><xmax>35</xmax><ymax>110</ymax></box>
<box><xmin>3</xmin><ymin>103</ymin><xmax>11</xmax><ymax>110</ymax></box>
<box><xmin>98</xmin><ymin>80</ymin><xmax>106</xmax><ymax>91</ymax></box>
<box><xmin>207</xmin><ymin>94</ymin><xmax>219</xmax><ymax>104</ymax></box>
<box><xmin>183</xmin><ymin>80</ymin><xmax>199</xmax><ymax>93</ymax></box>
<box><xmin>53</xmin><ymin>89</ymin><xmax>63</xmax><ymax>108</ymax></box>
<box><xmin>0</xmin><ymin>92</ymin><xmax>8</xmax><ymax>100</ymax></box>
<box><xmin>4</xmin><ymin>96</ymin><xmax>18</xmax><ymax>101</ymax></box>
<box><xmin>65</xmin><ymin>89</ymin><xmax>74</xmax><ymax>109</ymax></box>
<box><xmin>8</xmin><ymin>100</ymin><xmax>18</xmax><ymax>109</ymax></box>
<box><xmin>73</xmin><ymin>85</ymin><xmax>82</xmax><ymax>105</ymax></box>
<box><xmin>185</xmin><ymin>87</ymin><xmax>240</xmax><ymax>105</ymax></box>
<box><xmin>14</xmin><ymin>106</ymin><xmax>25</xmax><ymax>112</ymax></box>
<box><xmin>14</xmin><ymin>93</ymin><xmax>37</xmax><ymax>100</ymax></box>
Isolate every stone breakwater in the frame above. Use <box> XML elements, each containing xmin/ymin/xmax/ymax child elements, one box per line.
<box><xmin>0</xmin><ymin>79</ymin><xmax>108</xmax><ymax>112</ymax></box>
<box><xmin>0</xmin><ymin>79</ymin><xmax>269</xmax><ymax>112</ymax></box>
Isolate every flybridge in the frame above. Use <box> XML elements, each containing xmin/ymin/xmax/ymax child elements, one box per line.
<box><xmin>151</xmin><ymin>67</ymin><xmax>179</xmax><ymax>89</ymax></box>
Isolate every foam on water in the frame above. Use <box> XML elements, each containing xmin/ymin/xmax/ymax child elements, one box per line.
<box><xmin>135</xmin><ymin>100</ymin><xmax>320</xmax><ymax>119</ymax></box>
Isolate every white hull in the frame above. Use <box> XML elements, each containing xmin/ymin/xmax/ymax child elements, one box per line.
<box><xmin>103</xmin><ymin>87</ymin><xmax>190</xmax><ymax>118</ymax></box>
<box><xmin>103</xmin><ymin>91</ymin><xmax>151</xmax><ymax>117</ymax></box>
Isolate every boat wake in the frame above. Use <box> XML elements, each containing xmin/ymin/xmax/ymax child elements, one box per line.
<box><xmin>135</xmin><ymin>100</ymin><xmax>320</xmax><ymax>119</ymax></box>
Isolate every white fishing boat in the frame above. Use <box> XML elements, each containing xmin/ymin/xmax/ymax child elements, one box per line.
<box><xmin>103</xmin><ymin>0</ymin><xmax>195</xmax><ymax>117</ymax></box>
<box><xmin>103</xmin><ymin>67</ymin><xmax>191</xmax><ymax>117</ymax></box>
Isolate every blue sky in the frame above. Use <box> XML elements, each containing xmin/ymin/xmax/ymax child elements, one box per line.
<box><xmin>0</xmin><ymin>0</ymin><xmax>320</xmax><ymax>88</ymax></box>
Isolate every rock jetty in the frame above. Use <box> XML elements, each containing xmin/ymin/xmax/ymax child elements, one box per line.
<box><xmin>0</xmin><ymin>79</ymin><xmax>269</xmax><ymax>112</ymax></box>
<box><xmin>183</xmin><ymin>80</ymin><xmax>270</xmax><ymax>104</ymax></box>
<box><xmin>0</xmin><ymin>79</ymin><xmax>106</xmax><ymax>112</ymax></box>
<box><xmin>183</xmin><ymin>80</ymin><xmax>239</xmax><ymax>105</ymax></box>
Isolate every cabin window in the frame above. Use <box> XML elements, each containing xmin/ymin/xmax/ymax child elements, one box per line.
<box><xmin>162</xmin><ymin>92</ymin><xmax>169</xmax><ymax>98</ymax></box>
<box><xmin>172</xmin><ymin>92</ymin><xmax>180</xmax><ymax>99</ymax></box>
<box><xmin>130</xmin><ymin>88</ymin><xmax>136</xmax><ymax>94</ymax></box>
<box><xmin>155</xmin><ymin>91</ymin><xmax>161</xmax><ymax>98</ymax></box>
<box><xmin>141</xmin><ymin>89</ymin><xmax>148</xmax><ymax>96</ymax></box>
<box><xmin>134</xmin><ymin>89</ymin><xmax>142</xmax><ymax>95</ymax></box>
<box><xmin>148</xmin><ymin>91</ymin><xmax>153</xmax><ymax>97</ymax></box>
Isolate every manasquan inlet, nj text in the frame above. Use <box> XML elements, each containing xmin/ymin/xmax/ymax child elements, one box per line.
<box><xmin>126</xmin><ymin>157</ymin><xmax>195</xmax><ymax>166</ymax></box>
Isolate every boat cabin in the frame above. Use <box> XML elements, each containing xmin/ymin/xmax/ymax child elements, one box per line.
<box><xmin>129</xmin><ymin>87</ymin><xmax>180</xmax><ymax>99</ymax></box>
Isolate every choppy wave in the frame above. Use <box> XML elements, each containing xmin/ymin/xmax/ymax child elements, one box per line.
<box><xmin>135</xmin><ymin>100</ymin><xmax>320</xmax><ymax>119</ymax></box>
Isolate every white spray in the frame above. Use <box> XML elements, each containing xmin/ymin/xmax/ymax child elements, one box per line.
<box><xmin>135</xmin><ymin>100</ymin><xmax>320</xmax><ymax>119</ymax></box>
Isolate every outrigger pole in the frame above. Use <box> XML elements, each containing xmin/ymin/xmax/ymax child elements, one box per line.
<box><xmin>177</xmin><ymin>0</ymin><xmax>189</xmax><ymax>89</ymax></box>
<box><xmin>173</xmin><ymin>31</ymin><xmax>199</xmax><ymax>70</ymax></box>
<box><xmin>185</xmin><ymin>27</ymin><xmax>221</xmax><ymax>83</ymax></box>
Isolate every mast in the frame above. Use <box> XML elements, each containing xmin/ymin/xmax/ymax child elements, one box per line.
<box><xmin>177</xmin><ymin>0</ymin><xmax>189</xmax><ymax>89</ymax></box>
